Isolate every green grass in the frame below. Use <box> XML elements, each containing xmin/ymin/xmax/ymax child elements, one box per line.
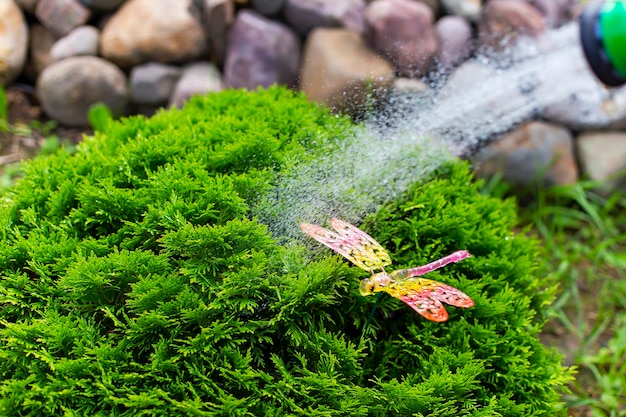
<box><xmin>483</xmin><ymin>176</ymin><xmax>626</xmax><ymax>417</ymax></box>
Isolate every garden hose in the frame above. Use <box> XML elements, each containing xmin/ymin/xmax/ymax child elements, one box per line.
<box><xmin>580</xmin><ymin>0</ymin><xmax>626</xmax><ymax>87</ymax></box>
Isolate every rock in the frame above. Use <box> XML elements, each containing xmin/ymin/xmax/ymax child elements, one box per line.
<box><xmin>284</xmin><ymin>0</ymin><xmax>366</xmax><ymax>36</ymax></box>
<box><xmin>441</xmin><ymin>0</ymin><xmax>481</xmax><ymax>20</ymax></box>
<box><xmin>436</xmin><ymin>60</ymin><xmax>497</xmax><ymax>101</ymax></box>
<box><xmin>168</xmin><ymin>62</ymin><xmax>223</xmax><ymax>108</ymax></box>
<box><xmin>538</xmin><ymin>64</ymin><xmax>626</xmax><ymax>130</ymax></box>
<box><xmin>478</xmin><ymin>0</ymin><xmax>546</xmax><ymax>51</ymax></box>
<box><xmin>129</xmin><ymin>62</ymin><xmax>182</xmax><ymax>106</ymax></box>
<box><xmin>365</xmin><ymin>0</ymin><xmax>438</xmax><ymax>78</ymax></box>
<box><xmin>299</xmin><ymin>28</ymin><xmax>394</xmax><ymax>114</ymax></box>
<box><xmin>50</xmin><ymin>25</ymin><xmax>100</xmax><ymax>61</ymax></box>
<box><xmin>78</xmin><ymin>0</ymin><xmax>127</xmax><ymax>12</ymax></box>
<box><xmin>386</xmin><ymin>77</ymin><xmax>432</xmax><ymax>116</ymax></box>
<box><xmin>100</xmin><ymin>0</ymin><xmax>207</xmax><ymax>68</ymax></box>
<box><xmin>0</xmin><ymin>0</ymin><xmax>28</xmax><ymax>86</ymax></box>
<box><xmin>433</xmin><ymin>60</ymin><xmax>531</xmax><ymax>153</ymax></box>
<box><xmin>37</xmin><ymin>56</ymin><xmax>128</xmax><ymax>126</ymax></box>
<box><xmin>35</xmin><ymin>0</ymin><xmax>92</xmax><ymax>36</ymax></box>
<box><xmin>223</xmin><ymin>10</ymin><xmax>300</xmax><ymax>89</ymax></box>
<box><xmin>607</xmin><ymin>89</ymin><xmax>626</xmax><ymax>130</ymax></box>
<box><xmin>528</xmin><ymin>0</ymin><xmax>571</xmax><ymax>27</ymax></box>
<box><xmin>577</xmin><ymin>131</ymin><xmax>626</xmax><ymax>192</ymax></box>
<box><xmin>14</xmin><ymin>0</ymin><xmax>38</xmax><ymax>13</ymax></box>
<box><xmin>542</xmin><ymin>90</ymin><xmax>626</xmax><ymax>130</ymax></box>
<box><xmin>203</xmin><ymin>0</ymin><xmax>235</xmax><ymax>67</ymax></box>
<box><xmin>475</xmin><ymin>121</ymin><xmax>578</xmax><ymax>186</ymax></box>
<box><xmin>415</xmin><ymin>0</ymin><xmax>440</xmax><ymax>15</ymax></box>
<box><xmin>393</xmin><ymin>77</ymin><xmax>430</xmax><ymax>95</ymax></box>
<box><xmin>563</xmin><ymin>0</ymin><xmax>582</xmax><ymax>21</ymax></box>
<box><xmin>435</xmin><ymin>15</ymin><xmax>473</xmax><ymax>70</ymax></box>
<box><xmin>29</xmin><ymin>25</ymin><xmax>58</xmax><ymax>72</ymax></box>
<box><xmin>252</xmin><ymin>0</ymin><xmax>284</xmax><ymax>15</ymax></box>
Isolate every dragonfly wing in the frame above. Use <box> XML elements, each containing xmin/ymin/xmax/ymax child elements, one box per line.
<box><xmin>388</xmin><ymin>277</ymin><xmax>474</xmax><ymax>322</ymax></box>
<box><xmin>299</xmin><ymin>219</ymin><xmax>392</xmax><ymax>272</ymax></box>
<box><xmin>398</xmin><ymin>292</ymin><xmax>449</xmax><ymax>322</ymax></box>
<box><xmin>435</xmin><ymin>283</ymin><xmax>475</xmax><ymax>309</ymax></box>
<box><xmin>329</xmin><ymin>218</ymin><xmax>392</xmax><ymax>268</ymax></box>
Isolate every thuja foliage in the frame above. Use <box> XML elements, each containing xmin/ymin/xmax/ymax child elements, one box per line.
<box><xmin>0</xmin><ymin>86</ymin><xmax>571</xmax><ymax>416</ymax></box>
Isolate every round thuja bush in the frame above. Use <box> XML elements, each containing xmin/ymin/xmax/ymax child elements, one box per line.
<box><xmin>0</xmin><ymin>86</ymin><xmax>571</xmax><ymax>416</ymax></box>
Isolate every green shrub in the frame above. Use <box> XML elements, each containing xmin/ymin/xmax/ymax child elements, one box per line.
<box><xmin>0</xmin><ymin>86</ymin><xmax>571</xmax><ymax>416</ymax></box>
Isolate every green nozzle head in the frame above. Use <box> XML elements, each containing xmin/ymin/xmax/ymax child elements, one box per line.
<box><xmin>580</xmin><ymin>0</ymin><xmax>626</xmax><ymax>87</ymax></box>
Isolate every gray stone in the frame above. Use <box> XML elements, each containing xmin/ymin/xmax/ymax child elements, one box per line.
<box><xmin>129</xmin><ymin>62</ymin><xmax>183</xmax><ymax>106</ymax></box>
<box><xmin>436</xmin><ymin>60</ymin><xmax>498</xmax><ymax>101</ymax></box>
<box><xmin>393</xmin><ymin>77</ymin><xmax>430</xmax><ymax>95</ymax></box>
<box><xmin>100</xmin><ymin>0</ymin><xmax>207</xmax><ymax>68</ymax></box>
<box><xmin>284</xmin><ymin>0</ymin><xmax>366</xmax><ymax>36</ymax></box>
<box><xmin>203</xmin><ymin>0</ymin><xmax>235</xmax><ymax>67</ymax></box>
<box><xmin>475</xmin><ymin>121</ymin><xmax>578</xmax><ymax>186</ymax></box>
<box><xmin>78</xmin><ymin>0</ymin><xmax>126</xmax><ymax>11</ymax></box>
<box><xmin>37</xmin><ymin>56</ymin><xmax>128</xmax><ymax>126</ymax></box>
<box><xmin>433</xmin><ymin>60</ymin><xmax>531</xmax><ymax>154</ymax></box>
<box><xmin>436</xmin><ymin>15</ymin><xmax>473</xmax><ymax>70</ymax></box>
<box><xmin>299</xmin><ymin>28</ymin><xmax>394</xmax><ymax>114</ymax></box>
<box><xmin>478</xmin><ymin>0</ymin><xmax>546</xmax><ymax>51</ymax></box>
<box><xmin>169</xmin><ymin>62</ymin><xmax>223</xmax><ymax>108</ymax></box>
<box><xmin>50</xmin><ymin>25</ymin><xmax>100</xmax><ymax>61</ymax></box>
<box><xmin>539</xmin><ymin>76</ymin><xmax>626</xmax><ymax>130</ymax></box>
<box><xmin>35</xmin><ymin>0</ymin><xmax>91</xmax><ymax>36</ymax></box>
<box><xmin>0</xmin><ymin>0</ymin><xmax>28</xmax><ymax>86</ymax></box>
<box><xmin>28</xmin><ymin>24</ymin><xmax>59</xmax><ymax>76</ymax></box>
<box><xmin>252</xmin><ymin>0</ymin><xmax>284</xmax><ymax>15</ymax></box>
<box><xmin>608</xmin><ymin>88</ymin><xmax>626</xmax><ymax>130</ymax></box>
<box><xmin>563</xmin><ymin>0</ymin><xmax>582</xmax><ymax>21</ymax></box>
<box><xmin>224</xmin><ymin>10</ymin><xmax>300</xmax><ymax>89</ymax></box>
<box><xmin>577</xmin><ymin>131</ymin><xmax>626</xmax><ymax>192</ymax></box>
<box><xmin>528</xmin><ymin>0</ymin><xmax>571</xmax><ymax>27</ymax></box>
<box><xmin>365</xmin><ymin>0</ymin><xmax>438</xmax><ymax>78</ymax></box>
<box><xmin>415</xmin><ymin>0</ymin><xmax>440</xmax><ymax>15</ymax></box>
<box><xmin>388</xmin><ymin>77</ymin><xmax>432</xmax><ymax>114</ymax></box>
<box><xmin>441</xmin><ymin>0</ymin><xmax>481</xmax><ymax>20</ymax></box>
<box><xmin>14</xmin><ymin>0</ymin><xmax>38</xmax><ymax>13</ymax></box>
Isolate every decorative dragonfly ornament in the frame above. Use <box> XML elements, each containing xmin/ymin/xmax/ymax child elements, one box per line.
<box><xmin>300</xmin><ymin>218</ymin><xmax>474</xmax><ymax>322</ymax></box>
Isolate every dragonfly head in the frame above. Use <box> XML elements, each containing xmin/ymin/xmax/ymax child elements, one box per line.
<box><xmin>359</xmin><ymin>272</ymin><xmax>392</xmax><ymax>296</ymax></box>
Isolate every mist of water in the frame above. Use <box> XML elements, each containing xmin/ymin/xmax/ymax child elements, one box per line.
<box><xmin>256</xmin><ymin>22</ymin><xmax>625</xmax><ymax>239</ymax></box>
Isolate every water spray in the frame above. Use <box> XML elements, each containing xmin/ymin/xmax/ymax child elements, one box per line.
<box><xmin>259</xmin><ymin>11</ymin><xmax>626</xmax><ymax>239</ymax></box>
<box><xmin>580</xmin><ymin>0</ymin><xmax>626</xmax><ymax>86</ymax></box>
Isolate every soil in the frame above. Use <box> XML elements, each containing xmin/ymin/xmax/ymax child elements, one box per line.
<box><xmin>1</xmin><ymin>85</ymin><xmax>90</xmax><ymax>167</ymax></box>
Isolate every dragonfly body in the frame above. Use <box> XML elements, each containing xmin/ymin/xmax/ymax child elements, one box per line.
<box><xmin>300</xmin><ymin>219</ymin><xmax>474</xmax><ymax>322</ymax></box>
<box><xmin>361</xmin><ymin>272</ymin><xmax>474</xmax><ymax>322</ymax></box>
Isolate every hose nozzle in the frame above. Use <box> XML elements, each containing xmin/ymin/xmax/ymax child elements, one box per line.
<box><xmin>580</xmin><ymin>0</ymin><xmax>626</xmax><ymax>87</ymax></box>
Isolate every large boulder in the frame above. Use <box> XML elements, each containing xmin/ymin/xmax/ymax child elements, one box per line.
<box><xmin>37</xmin><ymin>56</ymin><xmax>128</xmax><ymax>126</ymax></box>
<box><xmin>365</xmin><ymin>0</ymin><xmax>438</xmax><ymax>78</ymax></box>
<box><xmin>223</xmin><ymin>10</ymin><xmax>300</xmax><ymax>89</ymax></box>
<box><xmin>299</xmin><ymin>28</ymin><xmax>394</xmax><ymax>114</ymax></box>
<box><xmin>100</xmin><ymin>0</ymin><xmax>207</xmax><ymax>68</ymax></box>
<box><xmin>0</xmin><ymin>0</ymin><xmax>28</xmax><ymax>86</ymax></box>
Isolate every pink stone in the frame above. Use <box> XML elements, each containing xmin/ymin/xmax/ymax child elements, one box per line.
<box><xmin>35</xmin><ymin>0</ymin><xmax>91</xmax><ymax>37</ymax></box>
<box><xmin>224</xmin><ymin>10</ymin><xmax>300</xmax><ymax>89</ymax></box>
<box><xmin>365</xmin><ymin>0</ymin><xmax>438</xmax><ymax>78</ymax></box>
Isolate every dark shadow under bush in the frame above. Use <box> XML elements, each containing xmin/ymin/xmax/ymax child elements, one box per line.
<box><xmin>0</xmin><ymin>87</ymin><xmax>571</xmax><ymax>416</ymax></box>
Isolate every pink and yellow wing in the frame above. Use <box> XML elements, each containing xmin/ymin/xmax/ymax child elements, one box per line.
<box><xmin>299</xmin><ymin>218</ymin><xmax>392</xmax><ymax>272</ymax></box>
<box><xmin>388</xmin><ymin>278</ymin><xmax>474</xmax><ymax>322</ymax></box>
